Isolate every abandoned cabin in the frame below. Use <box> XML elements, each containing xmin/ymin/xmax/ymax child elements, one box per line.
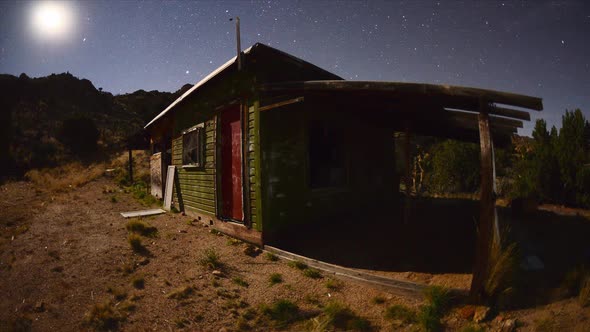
<box><xmin>145</xmin><ymin>43</ymin><xmax>542</xmax><ymax>297</ymax></box>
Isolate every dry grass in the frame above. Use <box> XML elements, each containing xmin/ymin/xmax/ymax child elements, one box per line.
<box><xmin>198</xmin><ymin>248</ymin><xmax>222</xmax><ymax>270</ymax></box>
<box><xmin>25</xmin><ymin>162</ymin><xmax>106</xmax><ymax>192</ymax></box>
<box><xmin>83</xmin><ymin>301</ymin><xmax>126</xmax><ymax>331</ymax></box>
<box><xmin>384</xmin><ymin>304</ymin><xmax>417</xmax><ymax>324</ymax></box>
<box><xmin>125</xmin><ymin>220</ymin><xmax>158</xmax><ymax>238</ymax></box>
<box><xmin>484</xmin><ymin>243</ymin><xmax>519</xmax><ymax>304</ymax></box>
<box><xmin>579</xmin><ymin>277</ymin><xmax>590</xmax><ymax>307</ymax></box>
<box><xmin>127</xmin><ymin>234</ymin><xmax>144</xmax><ymax>253</ymax></box>
<box><xmin>167</xmin><ymin>286</ymin><xmax>194</xmax><ymax>300</ymax></box>
<box><xmin>310</xmin><ymin>301</ymin><xmax>372</xmax><ymax>331</ymax></box>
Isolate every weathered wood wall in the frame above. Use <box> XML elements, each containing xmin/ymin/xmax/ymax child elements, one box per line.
<box><xmin>260</xmin><ymin>100</ymin><xmax>399</xmax><ymax>239</ymax></box>
<box><xmin>171</xmin><ymin>117</ymin><xmax>217</xmax><ymax>216</ymax></box>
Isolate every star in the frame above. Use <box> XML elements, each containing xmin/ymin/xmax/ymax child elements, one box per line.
<box><xmin>82</xmin><ymin>37</ymin><xmax>86</xmax><ymax>42</ymax></box>
<box><xmin>185</xmin><ymin>70</ymin><xmax>190</xmax><ymax>74</ymax></box>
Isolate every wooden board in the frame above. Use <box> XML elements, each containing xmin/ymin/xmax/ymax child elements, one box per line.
<box><xmin>150</xmin><ymin>152</ymin><xmax>163</xmax><ymax>199</ymax></box>
<box><xmin>163</xmin><ymin>165</ymin><xmax>176</xmax><ymax>211</ymax></box>
<box><xmin>120</xmin><ymin>209</ymin><xmax>166</xmax><ymax>218</ymax></box>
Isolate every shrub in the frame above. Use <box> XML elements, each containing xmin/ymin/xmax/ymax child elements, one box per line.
<box><xmin>106</xmin><ymin>286</ymin><xmax>127</xmax><ymax>301</ymax></box>
<box><xmin>198</xmin><ymin>248</ymin><xmax>222</xmax><ymax>270</ymax></box>
<box><xmin>484</xmin><ymin>243</ymin><xmax>519</xmax><ymax>305</ymax></box>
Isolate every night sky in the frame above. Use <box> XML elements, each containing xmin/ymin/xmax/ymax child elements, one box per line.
<box><xmin>1</xmin><ymin>1</ymin><xmax>589</xmax><ymax>135</ymax></box>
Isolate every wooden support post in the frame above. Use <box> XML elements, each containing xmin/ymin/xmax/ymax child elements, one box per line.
<box><xmin>403</xmin><ymin>125</ymin><xmax>412</xmax><ymax>224</ymax></box>
<box><xmin>470</xmin><ymin>101</ymin><xmax>496</xmax><ymax>302</ymax></box>
<box><xmin>128</xmin><ymin>149</ymin><xmax>133</xmax><ymax>183</ymax></box>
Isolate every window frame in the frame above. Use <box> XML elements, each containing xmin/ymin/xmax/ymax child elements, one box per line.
<box><xmin>181</xmin><ymin>123</ymin><xmax>205</xmax><ymax>168</ymax></box>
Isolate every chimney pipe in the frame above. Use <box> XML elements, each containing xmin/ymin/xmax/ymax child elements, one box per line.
<box><xmin>230</xmin><ymin>17</ymin><xmax>241</xmax><ymax>71</ymax></box>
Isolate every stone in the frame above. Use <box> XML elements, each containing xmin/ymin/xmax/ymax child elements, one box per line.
<box><xmin>212</xmin><ymin>270</ymin><xmax>223</xmax><ymax>277</ymax></box>
<box><xmin>33</xmin><ymin>301</ymin><xmax>45</xmax><ymax>313</ymax></box>
<box><xmin>458</xmin><ymin>305</ymin><xmax>476</xmax><ymax>320</ymax></box>
<box><xmin>500</xmin><ymin>319</ymin><xmax>517</xmax><ymax>332</ymax></box>
<box><xmin>473</xmin><ymin>306</ymin><xmax>490</xmax><ymax>323</ymax></box>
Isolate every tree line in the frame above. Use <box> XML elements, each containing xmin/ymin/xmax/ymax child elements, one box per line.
<box><xmin>410</xmin><ymin>108</ymin><xmax>590</xmax><ymax>208</ymax></box>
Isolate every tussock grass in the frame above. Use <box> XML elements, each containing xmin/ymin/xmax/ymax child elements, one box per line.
<box><xmin>131</xmin><ymin>275</ymin><xmax>145</xmax><ymax>289</ymax></box>
<box><xmin>125</xmin><ymin>220</ymin><xmax>158</xmax><ymax>237</ymax></box>
<box><xmin>460</xmin><ymin>324</ymin><xmax>485</xmax><ymax>332</ymax></box>
<box><xmin>303</xmin><ymin>268</ymin><xmax>322</xmax><ymax>279</ymax></box>
<box><xmin>106</xmin><ymin>286</ymin><xmax>127</xmax><ymax>301</ymax></box>
<box><xmin>310</xmin><ymin>301</ymin><xmax>371</xmax><ymax>331</ymax></box>
<box><xmin>579</xmin><ymin>277</ymin><xmax>590</xmax><ymax>307</ymax></box>
<box><xmin>227</xmin><ymin>238</ymin><xmax>242</xmax><ymax>246</ymax></box>
<box><xmin>83</xmin><ymin>301</ymin><xmax>126</xmax><ymax>331</ymax></box>
<box><xmin>260</xmin><ymin>299</ymin><xmax>301</xmax><ymax>328</ymax></box>
<box><xmin>127</xmin><ymin>234</ymin><xmax>144</xmax><ymax>253</ymax></box>
<box><xmin>326</xmin><ymin>279</ymin><xmax>343</xmax><ymax>291</ymax></box>
<box><xmin>167</xmin><ymin>286</ymin><xmax>194</xmax><ymax>300</ymax></box>
<box><xmin>288</xmin><ymin>260</ymin><xmax>308</xmax><ymax>270</ymax></box>
<box><xmin>484</xmin><ymin>243</ymin><xmax>519</xmax><ymax>304</ymax></box>
<box><xmin>269</xmin><ymin>273</ymin><xmax>283</xmax><ymax>286</ymax></box>
<box><xmin>198</xmin><ymin>248</ymin><xmax>222</xmax><ymax>270</ymax></box>
<box><xmin>417</xmin><ymin>286</ymin><xmax>451</xmax><ymax>332</ymax></box>
<box><xmin>371</xmin><ymin>296</ymin><xmax>386</xmax><ymax>305</ymax></box>
<box><xmin>384</xmin><ymin>305</ymin><xmax>417</xmax><ymax>324</ymax></box>
<box><xmin>232</xmin><ymin>277</ymin><xmax>249</xmax><ymax>288</ymax></box>
<box><xmin>265</xmin><ymin>252</ymin><xmax>279</xmax><ymax>262</ymax></box>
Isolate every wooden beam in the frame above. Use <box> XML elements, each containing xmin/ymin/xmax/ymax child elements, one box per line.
<box><xmin>489</xmin><ymin>106</ymin><xmax>531</xmax><ymax>121</ymax></box>
<box><xmin>260</xmin><ymin>81</ymin><xmax>543</xmax><ymax>111</ymax></box>
<box><xmin>470</xmin><ymin>102</ymin><xmax>496</xmax><ymax>303</ymax></box>
<box><xmin>259</xmin><ymin>97</ymin><xmax>304</xmax><ymax>112</ymax></box>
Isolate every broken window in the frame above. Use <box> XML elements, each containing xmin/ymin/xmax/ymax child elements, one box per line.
<box><xmin>182</xmin><ymin>124</ymin><xmax>205</xmax><ymax>167</ymax></box>
<box><xmin>309</xmin><ymin>121</ymin><xmax>348</xmax><ymax>188</ymax></box>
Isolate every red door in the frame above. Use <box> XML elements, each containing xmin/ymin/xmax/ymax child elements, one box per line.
<box><xmin>220</xmin><ymin>105</ymin><xmax>243</xmax><ymax>221</ymax></box>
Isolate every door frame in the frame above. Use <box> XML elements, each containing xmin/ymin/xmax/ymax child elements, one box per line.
<box><xmin>215</xmin><ymin>102</ymin><xmax>249</xmax><ymax>224</ymax></box>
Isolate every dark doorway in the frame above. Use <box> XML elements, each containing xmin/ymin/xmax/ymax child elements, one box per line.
<box><xmin>220</xmin><ymin>105</ymin><xmax>244</xmax><ymax>222</ymax></box>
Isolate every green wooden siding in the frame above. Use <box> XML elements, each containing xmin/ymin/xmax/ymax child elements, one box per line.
<box><xmin>172</xmin><ymin>117</ymin><xmax>217</xmax><ymax>216</ymax></box>
<box><xmin>248</xmin><ymin>102</ymin><xmax>261</xmax><ymax>231</ymax></box>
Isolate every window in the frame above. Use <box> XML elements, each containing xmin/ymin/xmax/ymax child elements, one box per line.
<box><xmin>182</xmin><ymin>124</ymin><xmax>205</xmax><ymax>167</ymax></box>
<box><xmin>309</xmin><ymin>121</ymin><xmax>348</xmax><ymax>188</ymax></box>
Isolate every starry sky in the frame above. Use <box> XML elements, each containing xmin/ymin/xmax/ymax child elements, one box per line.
<box><xmin>1</xmin><ymin>0</ymin><xmax>589</xmax><ymax>135</ymax></box>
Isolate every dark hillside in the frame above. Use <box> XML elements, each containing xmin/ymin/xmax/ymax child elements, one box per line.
<box><xmin>0</xmin><ymin>72</ymin><xmax>188</xmax><ymax>178</ymax></box>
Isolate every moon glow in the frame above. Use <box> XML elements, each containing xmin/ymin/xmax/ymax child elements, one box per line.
<box><xmin>30</xmin><ymin>1</ymin><xmax>75</xmax><ymax>42</ymax></box>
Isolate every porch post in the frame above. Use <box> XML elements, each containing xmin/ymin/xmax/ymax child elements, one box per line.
<box><xmin>470</xmin><ymin>99</ymin><xmax>496</xmax><ymax>302</ymax></box>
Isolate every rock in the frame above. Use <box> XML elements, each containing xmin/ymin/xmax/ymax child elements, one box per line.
<box><xmin>500</xmin><ymin>319</ymin><xmax>517</xmax><ymax>332</ymax></box>
<box><xmin>34</xmin><ymin>301</ymin><xmax>45</xmax><ymax>312</ymax></box>
<box><xmin>178</xmin><ymin>230</ymin><xmax>187</xmax><ymax>233</ymax></box>
<box><xmin>212</xmin><ymin>270</ymin><xmax>223</xmax><ymax>277</ymax></box>
<box><xmin>458</xmin><ymin>305</ymin><xmax>476</xmax><ymax>320</ymax></box>
<box><xmin>243</xmin><ymin>244</ymin><xmax>262</xmax><ymax>257</ymax></box>
<box><xmin>473</xmin><ymin>306</ymin><xmax>490</xmax><ymax>323</ymax></box>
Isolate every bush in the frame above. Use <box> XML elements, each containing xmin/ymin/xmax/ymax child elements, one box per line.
<box><xmin>288</xmin><ymin>260</ymin><xmax>308</xmax><ymax>270</ymax></box>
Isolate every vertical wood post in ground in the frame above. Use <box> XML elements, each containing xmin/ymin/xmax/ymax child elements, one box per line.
<box><xmin>128</xmin><ymin>149</ymin><xmax>133</xmax><ymax>183</ymax></box>
<box><xmin>403</xmin><ymin>125</ymin><xmax>412</xmax><ymax>224</ymax></box>
<box><xmin>470</xmin><ymin>100</ymin><xmax>496</xmax><ymax>302</ymax></box>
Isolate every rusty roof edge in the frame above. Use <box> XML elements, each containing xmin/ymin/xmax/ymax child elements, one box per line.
<box><xmin>144</xmin><ymin>45</ymin><xmax>254</xmax><ymax>129</ymax></box>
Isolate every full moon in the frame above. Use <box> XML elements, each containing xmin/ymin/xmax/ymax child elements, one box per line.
<box><xmin>30</xmin><ymin>1</ymin><xmax>75</xmax><ymax>41</ymax></box>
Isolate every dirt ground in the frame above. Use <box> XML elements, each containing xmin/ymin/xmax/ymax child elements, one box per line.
<box><xmin>1</xmin><ymin>175</ymin><xmax>589</xmax><ymax>331</ymax></box>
